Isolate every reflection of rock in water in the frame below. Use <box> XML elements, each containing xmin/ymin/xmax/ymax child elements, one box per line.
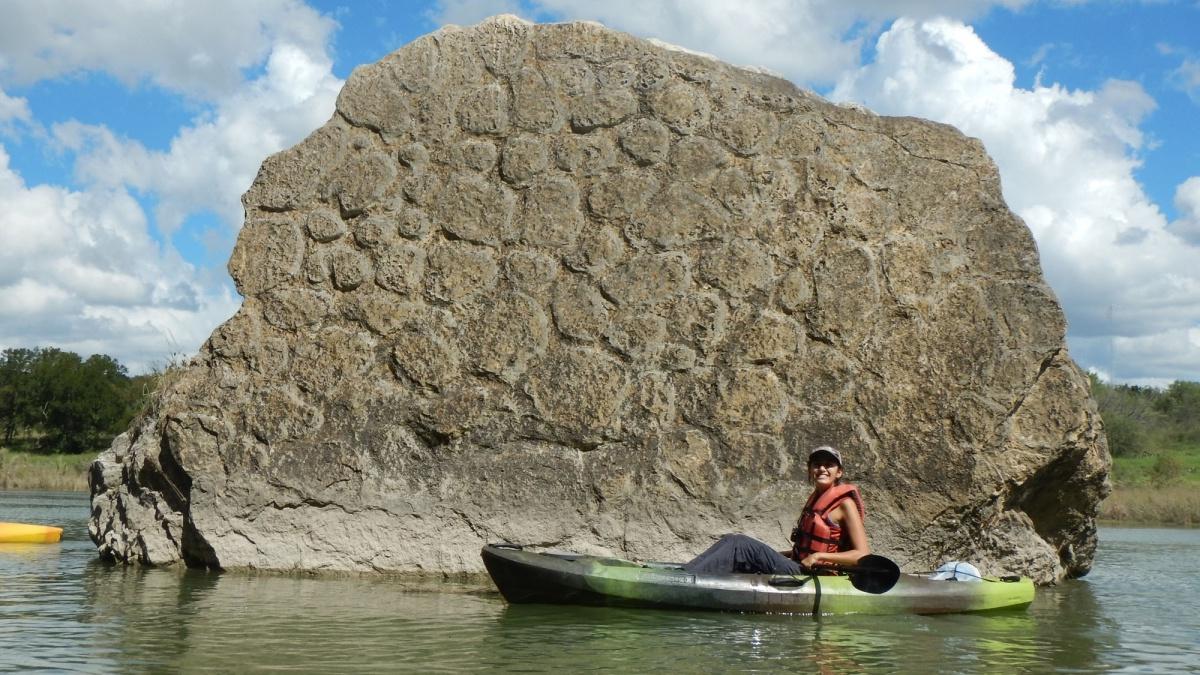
<box><xmin>81</xmin><ymin>563</ymin><xmax>219</xmax><ymax>666</ymax></box>
<box><xmin>81</xmin><ymin>561</ymin><xmax>498</xmax><ymax>671</ymax></box>
<box><xmin>1029</xmin><ymin>579</ymin><xmax>1110</xmax><ymax>672</ymax></box>
<box><xmin>88</xmin><ymin>14</ymin><xmax>1108</xmax><ymax>583</ymax></box>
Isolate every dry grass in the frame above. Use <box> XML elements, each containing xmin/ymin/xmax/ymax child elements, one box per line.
<box><xmin>1100</xmin><ymin>485</ymin><xmax>1200</xmax><ymax>526</ymax></box>
<box><xmin>0</xmin><ymin>448</ymin><xmax>91</xmax><ymax>491</ymax></box>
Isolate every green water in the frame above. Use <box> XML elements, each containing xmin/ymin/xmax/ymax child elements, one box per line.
<box><xmin>2</xmin><ymin>491</ymin><xmax>1197</xmax><ymax>673</ymax></box>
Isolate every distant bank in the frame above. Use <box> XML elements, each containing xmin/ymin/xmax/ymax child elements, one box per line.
<box><xmin>2</xmin><ymin>448</ymin><xmax>1194</xmax><ymax>527</ymax></box>
<box><xmin>1099</xmin><ymin>485</ymin><xmax>1197</xmax><ymax>527</ymax></box>
<box><xmin>0</xmin><ymin>450</ymin><xmax>90</xmax><ymax>492</ymax></box>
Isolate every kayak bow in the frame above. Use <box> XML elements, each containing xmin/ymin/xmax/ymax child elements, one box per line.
<box><xmin>0</xmin><ymin>522</ymin><xmax>63</xmax><ymax>544</ymax></box>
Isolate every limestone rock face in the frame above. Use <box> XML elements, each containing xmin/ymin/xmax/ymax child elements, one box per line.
<box><xmin>89</xmin><ymin>16</ymin><xmax>1109</xmax><ymax>584</ymax></box>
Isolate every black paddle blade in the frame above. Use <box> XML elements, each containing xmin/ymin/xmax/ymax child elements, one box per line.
<box><xmin>846</xmin><ymin>554</ymin><xmax>901</xmax><ymax>594</ymax></box>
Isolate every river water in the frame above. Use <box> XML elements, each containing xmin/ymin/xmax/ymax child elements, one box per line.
<box><xmin>2</xmin><ymin>491</ymin><xmax>1197</xmax><ymax>673</ymax></box>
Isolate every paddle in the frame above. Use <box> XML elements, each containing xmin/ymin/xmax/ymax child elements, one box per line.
<box><xmin>811</xmin><ymin>554</ymin><xmax>901</xmax><ymax>594</ymax></box>
<box><xmin>770</xmin><ymin>554</ymin><xmax>902</xmax><ymax>595</ymax></box>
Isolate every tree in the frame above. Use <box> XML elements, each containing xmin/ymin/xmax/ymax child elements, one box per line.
<box><xmin>1091</xmin><ymin>375</ymin><xmax>1162</xmax><ymax>457</ymax></box>
<box><xmin>29</xmin><ymin>348</ymin><xmax>88</xmax><ymax>452</ymax></box>
<box><xmin>0</xmin><ymin>348</ymin><xmax>37</xmax><ymax>445</ymax></box>
<box><xmin>22</xmin><ymin>348</ymin><xmax>139</xmax><ymax>453</ymax></box>
<box><xmin>1103</xmin><ymin>413</ymin><xmax>1149</xmax><ymax>457</ymax></box>
<box><xmin>1155</xmin><ymin>381</ymin><xmax>1200</xmax><ymax>445</ymax></box>
<box><xmin>1</xmin><ymin>346</ymin><xmax>151</xmax><ymax>453</ymax></box>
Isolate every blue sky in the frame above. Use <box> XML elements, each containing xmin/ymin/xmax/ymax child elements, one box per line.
<box><xmin>1</xmin><ymin>0</ymin><xmax>1198</xmax><ymax>385</ymax></box>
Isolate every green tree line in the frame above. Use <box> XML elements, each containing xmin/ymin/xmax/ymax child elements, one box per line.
<box><xmin>1091</xmin><ymin>375</ymin><xmax>1200</xmax><ymax>458</ymax></box>
<box><xmin>0</xmin><ymin>347</ymin><xmax>151</xmax><ymax>454</ymax></box>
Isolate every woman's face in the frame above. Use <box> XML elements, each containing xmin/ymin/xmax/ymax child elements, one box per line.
<box><xmin>808</xmin><ymin>456</ymin><xmax>843</xmax><ymax>487</ymax></box>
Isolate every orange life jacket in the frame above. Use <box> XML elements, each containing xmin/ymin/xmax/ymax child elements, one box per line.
<box><xmin>790</xmin><ymin>483</ymin><xmax>865</xmax><ymax>558</ymax></box>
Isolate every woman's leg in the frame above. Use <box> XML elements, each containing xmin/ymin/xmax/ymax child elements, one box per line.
<box><xmin>683</xmin><ymin>534</ymin><xmax>804</xmax><ymax>575</ymax></box>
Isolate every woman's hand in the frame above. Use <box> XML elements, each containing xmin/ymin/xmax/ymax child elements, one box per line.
<box><xmin>800</xmin><ymin>552</ymin><xmax>827</xmax><ymax>568</ymax></box>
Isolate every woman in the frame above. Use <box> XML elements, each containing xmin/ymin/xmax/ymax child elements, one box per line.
<box><xmin>683</xmin><ymin>445</ymin><xmax>870</xmax><ymax>575</ymax></box>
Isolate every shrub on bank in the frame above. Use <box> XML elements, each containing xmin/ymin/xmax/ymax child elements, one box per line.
<box><xmin>1100</xmin><ymin>485</ymin><xmax>1200</xmax><ymax>526</ymax></box>
<box><xmin>0</xmin><ymin>449</ymin><xmax>91</xmax><ymax>491</ymax></box>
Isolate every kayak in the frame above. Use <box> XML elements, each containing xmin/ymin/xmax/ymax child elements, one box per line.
<box><xmin>0</xmin><ymin>522</ymin><xmax>63</xmax><ymax>544</ymax></box>
<box><xmin>481</xmin><ymin>544</ymin><xmax>1034</xmax><ymax>616</ymax></box>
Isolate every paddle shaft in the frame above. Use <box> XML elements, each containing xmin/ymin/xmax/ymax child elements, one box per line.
<box><xmin>804</xmin><ymin>553</ymin><xmax>898</xmax><ymax>576</ymax></box>
<box><xmin>813</xmin><ymin>554</ymin><xmax>902</xmax><ymax>594</ymax></box>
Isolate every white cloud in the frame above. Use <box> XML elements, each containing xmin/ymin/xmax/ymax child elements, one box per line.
<box><xmin>0</xmin><ymin>145</ymin><xmax>240</xmax><ymax>372</ymax></box>
<box><xmin>832</xmin><ymin>17</ymin><xmax>1200</xmax><ymax>382</ymax></box>
<box><xmin>0</xmin><ymin>87</ymin><xmax>34</xmax><ymax>141</ymax></box>
<box><xmin>436</xmin><ymin>0</ymin><xmax>525</xmax><ymax>26</ymax></box>
<box><xmin>1170</xmin><ymin>57</ymin><xmax>1200</xmax><ymax>103</ymax></box>
<box><xmin>1173</xmin><ymin>176</ymin><xmax>1200</xmax><ymax>245</ymax></box>
<box><xmin>435</xmin><ymin>0</ymin><xmax>1033</xmax><ymax>85</ymax></box>
<box><xmin>0</xmin><ymin>0</ymin><xmax>335</xmax><ymax>100</ymax></box>
<box><xmin>0</xmin><ymin>279</ymin><xmax>73</xmax><ymax>316</ymax></box>
<box><xmin>0</xmin><ymin>2</ymin><xmax>340</xmax><ymax>372</ymax></box>
<box><xmin>55</xmin><ymin>41</ymin><xmax>342</xmax><ymax>236</ymax></box>
<box><xmin>0</xmin><ymin>88</ymin><xmax>30</xmax><ymax>124</ymax></box>
<box><xmin>1079</xmin><ymin>326</ymin><xmax>1200</xmax><ymax>387</ymax></box>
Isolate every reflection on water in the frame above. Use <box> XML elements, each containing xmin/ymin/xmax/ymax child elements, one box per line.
<box><xmin>79</xmin><ymin>566</ymin><xmax>505</xmax><ymax>672</ymax></box>
<box><xmin>3</xmin><ymin>491</ymin><xmax>1198</xmax><ymax>673</ymax></box>
<box><xmin>1077</xmin><ymin>526</ymin><xmax>1200</xmax><ymax>673</ymax></box>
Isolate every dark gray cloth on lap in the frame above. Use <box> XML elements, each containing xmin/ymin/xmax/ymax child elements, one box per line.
<box><xmin>682</xmin><ymin>533</ymin><xmax>804</xmax><ymax>575</ymax></box>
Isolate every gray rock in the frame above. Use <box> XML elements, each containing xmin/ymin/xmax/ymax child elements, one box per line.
<box><xmin>89</xmin><ymin>15</ymin><xmax>1109</xmax><ymax>584</ymax></box>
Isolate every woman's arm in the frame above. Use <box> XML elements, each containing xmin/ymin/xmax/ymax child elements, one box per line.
<box><xmin>798</xmin><ymin>501</ymin><xmax>870</xmax><ymax>569</ymax></box>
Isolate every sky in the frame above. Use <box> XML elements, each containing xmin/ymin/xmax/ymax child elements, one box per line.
<box><xmin>0</xmin><ymin>0</ymin><xmax>1197</xmax><ymax>386</ymax></box>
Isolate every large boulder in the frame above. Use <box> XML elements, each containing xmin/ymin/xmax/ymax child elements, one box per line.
<box><xmin>89</xmin><ymin>15</ymin><xmax>1109</xmax><ymax>584</ymax></box>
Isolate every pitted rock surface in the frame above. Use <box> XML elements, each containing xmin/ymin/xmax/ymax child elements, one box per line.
<box><xmin>89</xmin><ymin>15</ymin><xmax>1109</xmax><ymax>583</ymax></box>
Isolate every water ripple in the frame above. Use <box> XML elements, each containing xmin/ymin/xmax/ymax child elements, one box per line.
<box><xmin>2</xmin><ymin>492</ymin><xmax>1198</xmax><ymax>673</ymax></box>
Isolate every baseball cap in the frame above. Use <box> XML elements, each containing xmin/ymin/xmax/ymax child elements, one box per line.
<box><xmin>808</xmin><ymin>445</ymin><xmax>843</xmax><ymax>467</ymax></box>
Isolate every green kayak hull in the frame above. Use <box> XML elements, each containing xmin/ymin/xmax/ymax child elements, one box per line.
<box><xmin>481</xmin><ymin>544</ymin><xmax>1034</xmax><ymax>616</ymax></box>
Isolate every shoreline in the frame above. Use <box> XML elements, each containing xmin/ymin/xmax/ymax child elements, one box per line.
<box><xmin>1096</xmin><ymin>484</ymin><xmax>1198</xmax><ymax>527</ymax></box>
<box><xmin>4</xmin><ymin>449</ymin><xmax>1196</xmax><ymax>527</ymax></box>
<box><xmin>0</xmin><ymin>449</ymin><xmax>91</xmax><ymax>492</ymax></box>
